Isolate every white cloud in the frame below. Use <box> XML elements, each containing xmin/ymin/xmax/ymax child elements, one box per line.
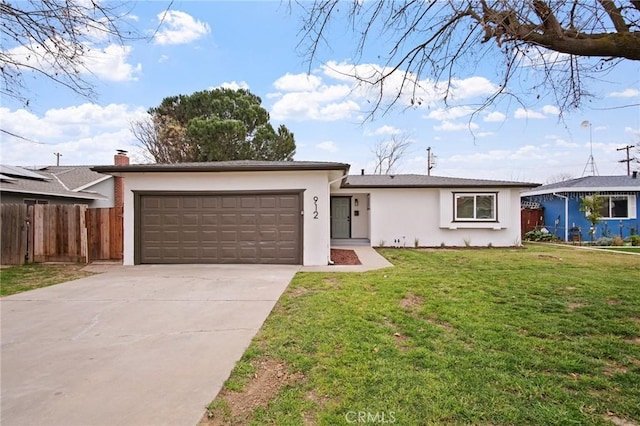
<box><xmin>216</xmin><ymin>81</ymin><xmax>250</xmax><ymax>91</ymax></box>
<box><xmin>449</xmin><ymin>77</ymin><xmax>498</xmax><ymax>100</ymax></box>
<box><xmin>554</xmin><ymin>138</ymin><xmax>579</xmax><ymax>148</ymax></box>
<box><xmin>434</xmin><ymin>121</ymin><xmax>479</xmax><ymax>132</ymax></box>
<box><xmin>273</xmin><ymin>73</ymin><xmax>322</xmax><ymax>92</ymax></box>
<box><xmin>316</xmin><ymin>141</ymin><xmax>339</xmax><ymax>152</ymax></box>
<box><xmin>0</xmin><ymin>104</ymin><xmax>148</xmax><ymax>166</ymax></box>
<box><xmin>514</xmin><ymin>108</ymin><xmax>546</xmax><ymax>119</ymax></box>
<box><xmin>625</xmin><ymin>126</ymin><xmax>640</xmax><ymax>136</ymax></box>
<box><xmin>425</xmin><ymin>106</ymin><xmax>474</xmax><ymax>121</ymax></box>
<box><xmin>154</xmin><ymin>11</ymin><xmax>210</xmax><ymax>45</ymax></box>
<box><xmin>608</xmin><ymin>88</ymin><xmax>640</xmax><ymax>98</ymax></box>
<box><xmin>158</xmin><ymin>54</ymin><xmax>169</xmax><ymax>63</ymax></box>
<box><xmin>6</xmin><ymin>41</ymin><xmax>141</xmax><ymax>82</ymax></box>
<box><xmin>270</xmin><ymin>84</ymin><xmax>359</xmax><ymax>121</ymax></box>
<box><xmin>484</xmin><ymin>111</ymin><xmax>506</xmax><ymax>122</ymax></box>
<box><xmin>541</xmin><ymin>105</ymin><xmax>560</xmax><ymax>115</ymax></box>
<box><xmin>270</xmin><ymin>60</ymin><xmax>498</xmax><ymax>122</ymax></box>
<box><xmin>476</xmin><ymin>132</ymin><xmax>494</xmax><ymax>138</ymax></box>
<box><xmin>83</xmin><ymin>44</ymin><xmax>141</xmax><ymax>81</ymax></box>
<box><xmin>366</xmin><ymin>125</ymin><xmax>402</xmax><ymax>136</ymax></box>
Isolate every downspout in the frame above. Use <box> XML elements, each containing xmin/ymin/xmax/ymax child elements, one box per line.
<box><xmin>326</xmin><ymin>170</ymin><xmax>350</xmax><ymax>265</ymax></box>
<box><xmin>553</xmin><ymin>193</ymin><xmax>569</xmax><ymax>241</ymax></box>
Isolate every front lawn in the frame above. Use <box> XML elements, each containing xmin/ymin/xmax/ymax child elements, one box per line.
<box><xmin>599</xmin><ymin>247</ymin><xmax>640</xmax><ymax>254</ymax></box>
<box><xmin>204</xmin><ymin>244</ymin><xmax>640</xmax><ymax>425</ymax></box>
<box><xmin>0</xmin><ymin>263</ymin><xmax>94</xmax><ymax>296</ymax></box>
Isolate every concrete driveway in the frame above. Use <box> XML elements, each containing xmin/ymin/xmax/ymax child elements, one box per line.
<box><xmin>1</xmin><ymin>264</ymin><xmax>298</xmax><ymax>426</ymax></box>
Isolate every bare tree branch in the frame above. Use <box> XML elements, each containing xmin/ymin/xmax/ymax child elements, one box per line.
<box><xmin>297</xmin><ymin>0</ymin><xmax>640</xmax><ymax>117</ymax></box>
<box><xmin>372</xmin><ymin>134</ymin><xmax>412</xmax><ymax>175</ymax></box>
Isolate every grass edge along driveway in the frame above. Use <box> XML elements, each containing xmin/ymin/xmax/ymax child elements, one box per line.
<box><xmin>204</xmin><ymin>244</ymin><xmax>640</xmax><ymax>425</ymax></box>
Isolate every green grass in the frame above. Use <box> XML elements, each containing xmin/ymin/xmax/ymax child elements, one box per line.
<box><xmin>598</xmin><ymin>247</ymin><xmax>640</xmax><ymax>253</ymax></box>
<box><xmin>0</xmin><ymin>263</ymin><xmax>94</xmax><ymax>296</ymax></box>
<box><xmin>208</xmin><ymin>244</ymin><xmax>640</xmax><ymax>425</ymax></box>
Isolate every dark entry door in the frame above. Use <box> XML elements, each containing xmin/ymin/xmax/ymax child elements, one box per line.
<box><xmin>331</xmin><ymin>197</ymin><xmax>351</xmax><ymax>238</ymax></box>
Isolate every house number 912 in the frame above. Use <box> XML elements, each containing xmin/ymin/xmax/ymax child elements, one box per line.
<box><xmin>313</xmin><ymin>196</ymin><xmax>319</xmax><ymax>219</ymax></box>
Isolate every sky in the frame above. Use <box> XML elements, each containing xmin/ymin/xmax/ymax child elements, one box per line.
<box><xmin>1</xmin><ymin>1</ymin><xmax>639</xmax><ymax>184</ymax></box>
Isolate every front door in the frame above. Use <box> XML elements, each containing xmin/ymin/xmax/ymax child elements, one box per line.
<box><xmin>331</xmin><ymin>197</ymin><xmax>351</xmax><ymax>238</ymax></box>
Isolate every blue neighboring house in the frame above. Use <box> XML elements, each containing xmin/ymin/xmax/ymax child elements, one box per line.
<box><xmin>521</xmin><ymin>174</ymin><xmax>640</xmax><ymax>241</ymax></box>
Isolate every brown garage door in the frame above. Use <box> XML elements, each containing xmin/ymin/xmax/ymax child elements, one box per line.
<box><xmin>137</xmin><ymin>192</ymin><xmax>301</xmax><ymax>264</ymax></box>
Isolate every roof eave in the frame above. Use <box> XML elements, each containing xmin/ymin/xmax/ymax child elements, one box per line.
<box><xmin>92</xmin><ymin>163</ymin><xmax>350</xmax><ymax>174</ymax></box>
<box><xmin>343</xmin><ymin>183</ymin><xmax>540</xmax><ymax>189</ymax></box>
<box><xmin>0</xmin><ymin>187</ymin><xmax>107</xmax><ymax>200</ymax></box>
<box><xmin>523</xmin><ymin>185</ymin><xmax>640</xmax><ymax>196</ymax></box>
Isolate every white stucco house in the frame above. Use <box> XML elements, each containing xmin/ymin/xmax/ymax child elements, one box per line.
<box><xmin>93</xmin><ymin>161</ymin><xmax>538</xmax><ymax>266</ymax></box>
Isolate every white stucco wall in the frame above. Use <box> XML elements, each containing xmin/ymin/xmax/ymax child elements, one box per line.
<box><xmin>367</xmin><ymin>188</ymin><xmax>522</xmax><ymax>247</ymax></box>
<box><xmin>120</xmin><ymin>170</ymin><xmax>334</xmax><ymax>266</ymax></box>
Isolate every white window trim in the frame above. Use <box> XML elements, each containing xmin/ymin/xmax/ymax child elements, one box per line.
<box><xmin>599</xmin><ymin>195</ymin><xmax>634</xmax><ymax>219</ymax></box>
<box><xmin>453</xmin><ymin>192</ymin><xmax>497</xmax><ymax>222</ymax></box>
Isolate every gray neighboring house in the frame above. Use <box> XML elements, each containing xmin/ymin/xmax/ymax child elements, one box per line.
<box><xmin>0</xmin><ymin>164</ymin><xmax>114</xmax><ymax>207</ymax></box>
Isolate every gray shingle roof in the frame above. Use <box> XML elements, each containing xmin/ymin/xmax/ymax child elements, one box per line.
<box><xmin>0</xmin><ymin>165</ymin><xmax>110</xmax><ymax>200</ymax></box>
<box><xmin>522</xmin><ymin>175</ymin><xmax>640</xmax><ymax>196</ymax></box>
<box><xmin>343</xmin><ymin>174</ymin><xmax>539</xmax><ymax>188</ymax></box>
<box><xmin>93</xmin><ymin>160</ymin><xmax>351</xmax><ymax>173</ymax></box>
<box><xmin>38</xmin><ymin>166</ymin><xmax>111</xmax><ymax>191</ymax></box>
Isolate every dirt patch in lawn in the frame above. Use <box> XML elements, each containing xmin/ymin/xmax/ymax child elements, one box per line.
<box><xmin>201</xmin><ymin>358</ymin><xmax>304</xmax><ymax>426</ymax></box>
<box><xmin>399</xmin><ymin>293</ymin><xmax>423</xmax><ymax>310</ymax></box>
<box><xmin>330</xmin><ymin>249</ymin><xmax>361</xmax><ymax>265</ymax></box>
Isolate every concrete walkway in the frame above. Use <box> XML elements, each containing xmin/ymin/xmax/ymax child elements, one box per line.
<box><xmin>1</xmin><ymin>264</ymin><xmax>298</xmax><ymax>426</ymax></box>
<box><xmin>300</xmin><ymin>246</ymin><xmax>393</xmax><ymax>272</ymax></box>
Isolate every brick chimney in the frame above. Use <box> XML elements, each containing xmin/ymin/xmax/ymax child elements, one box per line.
<box><xmin>113</xmin><ymin>150</ymin><xmax>129</xmax><ymax>208</ymax></box>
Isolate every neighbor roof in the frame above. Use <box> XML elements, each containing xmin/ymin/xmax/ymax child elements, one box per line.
<box><xmin>343</xmin><ymin>174</ymin><xmax>539</xmax><ymax>188</ymax></box>
<box><xmin>93</xmin><ymin>160</ymin><xmax>351</xmax><ymax>174</ymax></box>
<box><xmin>0</xmin><ymin>165</ymin><xmax>110</xmax><ymax>200</ymax></box>
<box><xmin>522</xmin><ymin>175</ymin><xmax>640</xmax><ymax>196</ymax></box>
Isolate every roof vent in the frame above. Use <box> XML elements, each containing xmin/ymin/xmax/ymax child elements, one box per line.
<box><xmin>633</xmin><ymin>171</ymin><xmax>638</xmax><ymax>179</ymax></box>
<box><xmin>361</xmin><ymin>169</ymin><xmax>364</xmax><ymax>175</ymax></box>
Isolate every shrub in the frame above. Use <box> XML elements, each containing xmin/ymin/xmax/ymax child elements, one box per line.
<box><xmin>631</xmin><ymin>235</ymin><xmax>640</xmax><ymax>246</ymax></box>
<box><xmin>611</xmin><ymin>236</ymin><xmax>624</xmax><ymax>246</ymax></box>
<box><xmin>524</xmin><ymin>229</ymin><xmax>558</xmax><ymax>242</ymax></box>
<box><xmin>595</xmin><ymin>237</ymin><xmax>614</xmax><ymax>246</ymax></box>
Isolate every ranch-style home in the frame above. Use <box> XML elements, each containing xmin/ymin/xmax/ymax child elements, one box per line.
<box><xmin>93</xmin><ymin>161</ymin><xmax>538</xmax><ymax>266</ymax></box>
<box><xmin>521</xmin><ymin>174</ymin><xmax>640</xmax><ymax>241</ymax></box>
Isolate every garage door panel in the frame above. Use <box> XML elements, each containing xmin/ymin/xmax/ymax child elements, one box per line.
<box><xmin>182</xmin><ymin>214</ymin><xmax>199</xmax><ymax>226</ymax></box>
<box><xmin>221</xmin><ymin>214</ymin><xmax>237</xmax><ymax>225</ymax></box>
<box><xmin>279</xmin><ymin>196</ymin><xmax>298</xmax><ymax>208</ymax></box>
<box><xmin>182</xmin><ymin>197</ymin><xmax>199</xmax><ymax>209</ymax></box>
<box><xmin>163</xmin><ymin>214</ymin><xmax>180</xmax><ymax>225</ymax></box>
<box><xmin>162</xmin><ymin>198</ymin><xmax>180</xmax><ymax>209</ymax></box>
<box><xmin>260</xmin><ymin>197</ymin><xmax>276</xmax><ymax>208</ymax></box>
<box><xmin>139</xmin><ymin>193</ymin><xmax>301</xmax><ymax>264</ymax></box>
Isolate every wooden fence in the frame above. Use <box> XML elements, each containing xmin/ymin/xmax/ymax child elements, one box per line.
<box><xmin>0</xmin><ymin>204</ymin><xmax>123</xmax><ymax>265</ymax></box>
<box><xmin>1</xmin><ymin>204</ymin><xmax>28</xmax><ymax>265</ymax></box>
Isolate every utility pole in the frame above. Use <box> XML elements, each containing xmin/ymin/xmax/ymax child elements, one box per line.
<box><xmin>617</xmin><ymin>145</ymin><xmax>634</xmax><ymax>176</ymax></box>
<box><xmin>427</xmin><ymin>147</ymin><xmax>436</xmax><ymax>176</ymax></box>
<box><xmin>53</xmin><ymin>152</ymin><xmax>62</xmax><ymax>166</ymax></box>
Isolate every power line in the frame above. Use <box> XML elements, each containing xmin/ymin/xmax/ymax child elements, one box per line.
<box><xmin>0</xmin><ymin>129</ymin><xmax>47</xmax><ymax>145</ymax></box>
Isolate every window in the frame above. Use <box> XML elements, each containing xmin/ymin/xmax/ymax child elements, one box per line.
<box><xmin>597</xmin><ymin>195</ymin><xmax>630</xmax><ymax>219</ymax></box>
<box><xmin>454</xmin><ymin>193</ymin><xmax>496</xmax><ymax>221</ymax></box>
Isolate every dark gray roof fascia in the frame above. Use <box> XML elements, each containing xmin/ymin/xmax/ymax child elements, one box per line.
<box><xmin>343</xmin><ymin>174</ymin><xmax>539</xmax><ymax>188</ymax></box>
<box><xmin>93</xmin><ymin>160</ymin><xmax>350</xmax><ymax>174</ymax></box>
